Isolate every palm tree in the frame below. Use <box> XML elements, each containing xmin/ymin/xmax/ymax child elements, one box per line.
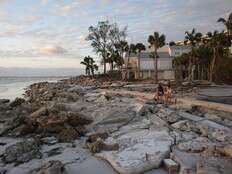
<box><xmin>125</xmin><ymin>43</ymin><xmax>136</xmax><ymax>80</ymax></box>
<box><xmin>217</xmin><ymin>13</ymin><xmax>232</xmax><ymax>36</ymax></box>
<box><xmin>206</xmin><ymin>31</ymin><xmax>231</xmax><ymax>81</ymax></box>
<box><xmin>148</xmin><ymin>32</ymin><xmax>166</xmax><ymax>82</ymax></box>
<box><xmin>80</xmin><ymin>56</ymin><xmax>98</xmax><ymax>76</ymax></box>
<box><xmin>135</xmin><ymin>43</ymin><xmax>146</xmax><ymax>79</ymax></box>
<box><xmin>184</xmin><ymin>28</ymin><xmax>202</xmax><ymax>81</ymax></box>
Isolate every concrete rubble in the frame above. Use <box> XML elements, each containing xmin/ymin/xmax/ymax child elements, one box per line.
<box><xmin>0</xmin><ymin>76</ymin><xmax>231</xmax><ymax>174</ymax></box>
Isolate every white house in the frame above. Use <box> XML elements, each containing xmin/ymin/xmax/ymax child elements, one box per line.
<box><xmin>168</xmin><ymin>45</ymin><xmax>192</xmax><ymax>57</ymax></box>
<box><xmin>122</xmin><ymin>45</ymin><xmax>192</xmax><ymax>80</ymax></box>
<box><xmin>122</xmin><ymin>51</ymin><xmax>174</xmax><ymax>80</ymax></box>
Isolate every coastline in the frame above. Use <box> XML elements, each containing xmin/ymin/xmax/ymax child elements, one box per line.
<box><xmin>0</xmin><ymin>76</ymin><xmax>231</xmax><ymax>174</ymax></box>
<box><xmin>0</xmin><ymin>76</ymin><xmax>68</xmax><ymax>100</ymax></box>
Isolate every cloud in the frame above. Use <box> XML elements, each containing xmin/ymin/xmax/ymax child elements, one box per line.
<box><xmin>41</xmin><ymin>0</ymin><xmax>49</xmax><ymax>5</ymax></box>
<box><xmin>60</xmin><ymin>1</ymin><xmax>80</xmax><ymax>13</ymax></box>
<box><xmin>37</xmin><ymin>45</ymin><xmax>67</xmax><ymax>55</ymax></box>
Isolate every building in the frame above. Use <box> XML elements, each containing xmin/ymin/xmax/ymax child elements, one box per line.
<box><xmin>122</xmin><ymin>45</ymin><xmax>192</xmax><ymax>80</ymax></box>
<box><xmin>168</xmin><ymin>45</ymin><xmax>192</xmax><ymax>57</ymax></box>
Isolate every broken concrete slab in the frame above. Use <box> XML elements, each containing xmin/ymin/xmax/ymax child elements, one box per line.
<box><xmin>171</xmin><ymin>148</ymin><xmax>201</xmax><ymax>174</ymax></box>
<box><xmin>96</xmin><ymin>130</ymin><xmax>173</xmax><ymax>174</ymax></box>
<box><xmin>163</xmin><ymin>159</ymin><xmax>179</xmax><ymax>174</ymax></box>
<box><xmin>178</xmin><ymin>111</ymin><xmax>205</xmax><ymax>122</ymax></box>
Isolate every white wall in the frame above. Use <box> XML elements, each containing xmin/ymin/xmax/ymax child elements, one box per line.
<box><xmin>140</xmin><ymin>58</ymin><xmax>173</xmax><ymax>70</ymax></box>
<box><xmin>169</xmin><ymin>46</ymin><xmax>191</xmax><ymax>57</ymax></box>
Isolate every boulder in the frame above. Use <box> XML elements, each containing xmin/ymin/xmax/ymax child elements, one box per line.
<box><xmin>30</xmin><ymin>107</ymin><xmax>49</xmax><ymax>119</ymax></box>
<box><xmin>57</xmin><ymin>128</ymin><xmax>79</xmax><ymax>142</ymax></box>
<box><xmin>66</xmin><ymin>112</ymin><xmax>93</xmax><ymax>126</ymax></box>
<box><xmin>2</xmin><ymin>139</ymin><xmax>41</xmax><ymax>164</ymax></box>
<box><xmin>67</xmin><ymin>85</ymin><xmax>85</xmax><ymax>93</ymax></box>
<box><xmin>222</xmin><ymin>145</ymin><xmax>232</xmax><ymax>157</ymax></box>
<box><xmin>177</xmin><ymin>137</ymin><xmax>210</xmax><ymax>153</ymax></box>
<box><xmin>10</xmin><ymin>97</ymin><xmax>25</xmax><ymax>107</ymax></box>
<box><xmin>171</xmin><ymin>120</ymin><xmax>191</xmax><ymax>131</ymax></box>
<box><xmin>40</xmin><ymin>137</ymin><xmax>58</xmax><ymax>145</ymax></box>
<box><xmin>86</xmin><ymin>132</ymin><xmax>109</xmax><ymax>143</ymax></box>
<box><xmin>87</xmin><ymin>138</ymin><xmax>119</xmax><ymax>153</ymax></box>
<box><xmin>196</xmin><ymin>156</ymin><xmax>232</xmax><ymax>174</ymax></box>
<box><xmin>96</xmin><ymin>130</ymin><xmax>173</xmax><ymax>174</ymax></box>
<box><xmin>211</xmin><ymin>129</ymin><xmax>228</xmax><ymax>142</ymax></box>
<box><xmin>33</xmin><ymin>160</ymin><xmax>65</xmax><ymax>174</ymax></box>
<box><xmin>0</xmin><ymin>99</ymin><xmax>10</xmax><ymax>104</ymax></box>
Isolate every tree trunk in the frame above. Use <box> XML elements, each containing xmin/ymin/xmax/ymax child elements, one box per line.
<box><xmin>103</xmin><ymin>60</ymin><xmax>106</xmax><ymax>74</ymax></box>
<box><xmin>138</xmin><ymin>52</ymin><xmax>141</xmax><ymax>80</ymax></box>
<box><xmin>154</xmin><ymin>48</ymin><xmax>158</xmax><ymax>83</ymax></box>
<box><xmin>209</xmin><ymin>48</ymin><xmax>216</xmax><ymax>82</ymax></box>
<box><xmin>125</xmin><ymin>52</ymin><xmax>130</xmax><ymax>80</ymax></box>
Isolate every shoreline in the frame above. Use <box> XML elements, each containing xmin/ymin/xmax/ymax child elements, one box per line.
<box><xmin>0</xmin><ymin>76</ymin><xmax>231</xmax><ymax>174</ymax></box>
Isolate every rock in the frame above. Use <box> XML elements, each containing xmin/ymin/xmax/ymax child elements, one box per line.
<box><xmin>0</xmin><ymin>169</ymin><xmax>7</xmax><ymax>174</ymax></box>
<box><xmin>87</xmin><ymin>138</ymin><xmax>119</xmax><ymax>153</ymax></box>
<box><xmin>0</xmin><ymin>99</ymin><xmax>10</xmax><ymax>104</ymax></box>
<box><xmin>210</xmin><ymin>129</ymin><xmax>228</xmax><ymax>142</ymax></box>
<box><xmin>222</xmin><ymin>145</ymin><xmax>232</xmax><ymax>157</ymax></box>
<box><xmin>30</xmin><ymin>107</ymin><xmax>49</xmax><ymax>119</ymax></box>
<box><xmin>67</xmin><ymin>85</ymin><xmax>85</xmax><ymax>93</ymax></box>
<box><xmin>96</xmin><ymin>130</ymin><xmax>173</xmax><ymax>174</ymax></box>
<box><xmin>37</xmin><ymin>114</ymin><xmax>67</xmax><ymax>133</ymax></box>
<box><xmin>86</xmin><ymin>132</ymin><xmax>109</xmax><ymax>143</ymax></box>
<box><xmin>2</xmin><ymin>139</ymin><xmax>41</xmax><ymax>164</ymax></box>
<box><xmin>163</xmin><ymin>159</ymin><xmax>179</xmax><ymax>174</ymax></box>
<box><xmin>171</xmin><ymin>147</ymin><xmax>201</xmax><ymax>174</ymax></box>
<box><xmin>57</xmin><ymin>128</ymin><xmax>79</xmax><ymax>142</ymax></box>
<box><xmin>196</xmin><ymin>156</ymin><xmax>232</xmax><ymax>174</ymax></box>
<box><xmin>46</xmin><ymin>147</ymin><xmax>63</xmax><ymax>157</ymax></box>
<box><xmin>33</xmin><ymin>160</ymin><xmax>65</xmax><ymax>174</ymax></box>
<box><xmin>171</xmin><ymin>120</ymin><xmax>191</xmax><ymax>131</ymax></box>
<box><xmin>66</xmin><ymin>112</ymin><xmax>93</xmax><ymax>126</ymax></box>
<box><xmin>177</xmin><ymin>137</ymin><xmax>210</xmax><ymax>153</ymax></box>
<box><xmin>41</xmin><ymin>137</ymin><xmax>58</xmax><ymax>145</ymax></box>
<box><xmin>9</xmin><ymin>97</ymin><xmax>25</xmax><ymax>107</ymax></box>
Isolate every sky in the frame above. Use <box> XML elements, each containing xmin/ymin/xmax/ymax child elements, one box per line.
<box><xmin>0</xmin><ymin>0</ymin><xmax>231</xmax><ymax>76</ymax></box>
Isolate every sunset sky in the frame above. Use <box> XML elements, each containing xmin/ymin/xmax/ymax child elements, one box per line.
<box><xmin>0</xmin><ymin>0</ymin><xmax>231</xmax><ymax>75</ymax></box>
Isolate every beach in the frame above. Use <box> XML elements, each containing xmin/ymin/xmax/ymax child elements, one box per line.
<box><xmin>0</xmin><ymin>76</ymin><xmax>231</xmax><ymax>174</ymax></box>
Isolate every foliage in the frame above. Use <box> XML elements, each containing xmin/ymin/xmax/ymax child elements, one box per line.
<box><xmin>86</xmin><ymin>21</ymin><xmax>127</xmax><ymax>73</ymax></box>
<box><xmin>80</xmin><ymin>56</ymin><xmax>98</xmax><ymax>76</ymax></box>
<box><xmin>148</xmin><ymin>32</ymin><xmax>166</xmax><ymax>82</ymax></box>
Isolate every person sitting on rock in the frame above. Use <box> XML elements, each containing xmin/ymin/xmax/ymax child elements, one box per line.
<box><xmin>164</xmin><ymin>82</ymin><xmax>172</xmax><ymax>104</ymax></box>
<box><xmin>154</xmin><ymin>83</ymin><xmax>164</xmax><ymax>103</ymax></box>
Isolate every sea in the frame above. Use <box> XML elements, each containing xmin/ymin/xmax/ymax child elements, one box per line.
<box><xmin>0</xmin><ymin>77</ymin><xmax>67</xmax><ymax>100</ymax></box>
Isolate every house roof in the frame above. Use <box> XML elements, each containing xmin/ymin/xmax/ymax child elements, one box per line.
<box><xmin>127</xmin><ymin>51</ymin><xmax>171</xmax><ymax>59</ymax></box>
<box><xmin>169</xmin><ymin>45</ymin><xmax>192</xmax><ymax>49</ymax></box>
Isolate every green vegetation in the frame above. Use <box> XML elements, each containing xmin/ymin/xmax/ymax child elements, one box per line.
<box><xmin>80</xmin><ymin>56</ymin><xmax>98</xmax><ymax>76</ymax></box>
<box><xmin>83</xmin><ymin>13</ymin><xmax>232</xmax><ymax>83</ymax></box>
<box><xmin>174</xmin><ymin>13</ymin><xmax>232</xmax><ymax>83</ymax></box>
<box><xmin>148</xmin><ymin>32</ymin><xmax>166</xmax><ymax>83</ymax></box>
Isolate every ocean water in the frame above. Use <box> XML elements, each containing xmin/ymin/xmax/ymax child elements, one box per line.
<box><xmin>0</xmin><ymin>77</ymin><xmax>66</xmax><ymax>100</ymax></box>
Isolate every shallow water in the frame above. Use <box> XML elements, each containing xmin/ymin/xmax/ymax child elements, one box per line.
<box><xmin>0</xmin><ymin>77</ymin><xmax>65</xmax><ymax>100</ymax></box>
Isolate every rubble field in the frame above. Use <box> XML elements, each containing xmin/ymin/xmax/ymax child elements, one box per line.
<box><xmin>0</xmin><ymin>77</ymin><xmax>231</xmax><ymax>174</ymax></box>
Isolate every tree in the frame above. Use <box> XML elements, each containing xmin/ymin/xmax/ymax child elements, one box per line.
<box><xmin>135</xmin><ymin>43</ymin><xmax>146</xmax><ymax>79</ymax></box>
<box><xmin>124</xmin><ymin>43</ymin><xmax>136</xmax><ymax>80</ymax></box>
<box><xmin>86</xmin><ymin>21</ymin><xmax>112</xmax><ymax>74</ymax></box>
<box><xmin>80</xmin><ymin>56</ymin><xmax>98</xmax><ymax>76</ymax></box>
<box><xmin>87</xmin><ymin>21</ymin><xmax>127</xmax><ymax>74</ymax></box>
<box><xmin>184</xmin><ymin>28</ymin><xmax>202</xmax><ymax>81</ymax></box>
<box><xmin>169</xmin><ymin>41</ymin><xmax>176</xmax><ymax>46</ymax></box>
<box><xmin>206</xmin><ymin>31</ymin><xmax>231</xmax><ymax>81</ymax></box>
<box><xmin>217</xmin><ymin>13</ymin><xmax>232</xmax><ymax>36</ymax></box>
<box><xmin>148</xmin><ymin>32</ymin><xmax>166</xmax><ymax>82</ymax></box>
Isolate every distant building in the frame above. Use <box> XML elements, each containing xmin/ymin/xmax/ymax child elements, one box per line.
<box><xmin>122</xmin><ymin>45</ymin><xmax>192</xmax><ymax>80</ymax></box>
<box><xmin>168</xmin><ymin>45</ymin><xmax>192</xmax><ymax>57</ymax></box>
